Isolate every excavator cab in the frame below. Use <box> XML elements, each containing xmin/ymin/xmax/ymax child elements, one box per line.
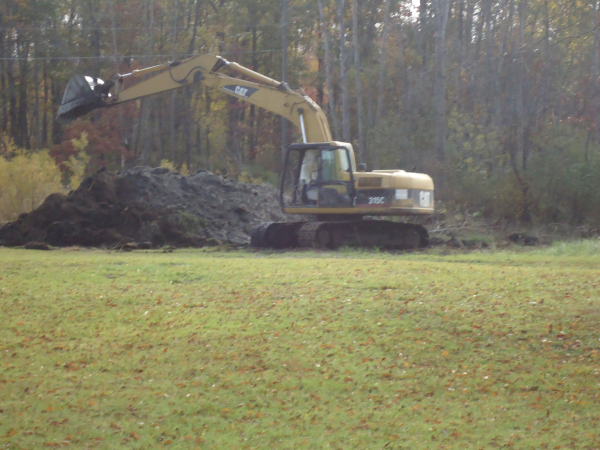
<box><xmin>281</xmin><ymin>143</ymin><xmax>355</xmax><ymax>211</ymax></box>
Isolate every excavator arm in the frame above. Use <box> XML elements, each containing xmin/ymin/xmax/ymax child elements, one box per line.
<box><xmin>57</xmin><ymin>54</ymin><xmax>332</xmax><ymax>143</ymax></box>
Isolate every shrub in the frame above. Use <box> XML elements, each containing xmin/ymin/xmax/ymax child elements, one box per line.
<box><xmin>64</xmin><ymin>132</ymin><xmax>91</xmax><ymax>190</ymax></box>
<box><xmin>0</xmin><ymin>141</ymin><xmax>63</xmax><ymax>224</ymax></box>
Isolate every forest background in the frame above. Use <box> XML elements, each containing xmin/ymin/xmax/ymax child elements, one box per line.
<box><xmin>1</xmin><ymin>0</ymin><xmax>600</xmax><ymax>226</ymax></box>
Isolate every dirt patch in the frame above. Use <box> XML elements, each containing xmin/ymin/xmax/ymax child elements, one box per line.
<box><xmin>0</xmin><ymin>167</ymin><xmax>287</xmax><ymax>249</ymax></box>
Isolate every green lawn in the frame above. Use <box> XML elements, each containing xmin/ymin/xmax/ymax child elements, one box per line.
<box><xmin>1</xmin><ymin>244</ymin><xmax>600</xmax><ymax>449</ymax></box>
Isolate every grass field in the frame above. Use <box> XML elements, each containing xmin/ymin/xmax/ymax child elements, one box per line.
<box><xmin>1</xmin><ymin>243</ymin><xmax>600</xmax><ymax>449</ymax></box>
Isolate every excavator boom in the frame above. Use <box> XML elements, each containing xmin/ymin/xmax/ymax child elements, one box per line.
<box><xmin>58</xmin><ymin>54</ymin><xmax>332</xmax><ymax>143</ymax></box>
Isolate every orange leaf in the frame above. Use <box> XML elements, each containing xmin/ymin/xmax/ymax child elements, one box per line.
<box><xmin>6</xmin><ymin>430</ymin><xmax>18</xmax><ymax>437</ymax></box>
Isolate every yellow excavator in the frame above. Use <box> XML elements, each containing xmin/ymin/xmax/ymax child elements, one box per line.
<box><xmin>57</xmin><ymin>54</ymin><xmax>434</xmax><ymax>249</ymax></box>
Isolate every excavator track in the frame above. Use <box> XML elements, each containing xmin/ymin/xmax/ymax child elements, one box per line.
<box><xmin>298</xmin><ymin>222</ymin><xmax>335</xmax><ymax>249</ymax></box>
<box><xmin>250</xmin><ymin>222</ymin><xmax>305</xmax><ymax>249</ymax></box>
<box><xmin>252</xmin><ymin>220</ymin><xmax>428</xmax><ymax>250</ymax></box>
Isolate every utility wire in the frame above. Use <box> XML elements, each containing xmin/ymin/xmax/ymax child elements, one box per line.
<box><xmin>0</xmin><ymin>19</ymin><xmax>312</xmax><ymax>32</ymax></box>
<box><xmin>0</xmin><ymin>49</ymin><xmax>282</xmax><ymax>61</ymax></box>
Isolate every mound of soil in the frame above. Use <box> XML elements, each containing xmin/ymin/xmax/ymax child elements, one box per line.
<box><xmin>0</xmin><ymin>167</ymin><xmax>287</xmax><ymax>249</ymax></box>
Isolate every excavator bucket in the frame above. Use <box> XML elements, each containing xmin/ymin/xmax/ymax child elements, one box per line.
<box><xmin>56</xmin><ymin>75</ymin><xmax>109</xmax><ymax>122</ymax></box>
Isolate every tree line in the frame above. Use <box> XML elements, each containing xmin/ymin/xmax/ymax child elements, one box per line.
<box><xmin>1</xmin><ymin>0</ymin><xmax>600</xmax><ymax>224</ymax></box>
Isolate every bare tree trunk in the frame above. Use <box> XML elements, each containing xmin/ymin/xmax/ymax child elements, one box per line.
<box><xmin>338</xmin><ymin>0</ymin><xmax>351</xmax><ymax>142</ymax></box>
<box><xmin>7</xmin><ymin>41</ymin><xmax>17</xmax><ymax>144</ymax></box>
<box><xmin>140</xmin><ymin>0</ymin><xmax>157</xmax><ymax>166</ymax></box>
<box><xmin>517</xmin><ymin>0</ymin><xmax>526</xmax><ymax>169</ymax></box>
<box><xmin>132</xmin><ymin>104</ymin><xmax>144</xmax><ymax>160</ymax></box>
<box><xmin>42</xmin><ymin>61</ymin><xmax>48</xmax><ymax>147</ymax></box>
<box><xmin>376</xmin><ymin>0</ymin><xmax>391</xmax><ymax>126</ymax></box>
<box><xmin>156</xmin><ymin>101</ymin><xmax>164</xmax><ymax>161</ymax></box>
<box><xmin>110</xmin><ymin>0</ymin><xmax>126</xmax><ymax>168</ymax></box>
<box><xmin>541</xmin><ymin>0</ymin><xmax>550</xmax><ymax>120</ymax></box>
<box><xmin>50</xmin><ymin>75</ymin><xmax>63</xmax><ymax>145</ymax></box>
<box><xmin>282</xmin><ymin>0</ymin><xmax>288</xmax><ymax>162</ymax></box>
<box><xmin>351</xmin><ymin>0</ymin><xmax>365</xmax><ymax>161</ymax></box>
<box><xmin>184</xmin><ymin>0</ymin><xmax>199</xmax><ymax>170</ymax></box>
<box><xmin>420</xmin><ymin>0</ymin><xmax>428</xmax><ymax>66</ymax></box>
<box><xmin>594</xmin><ymin>0</ymin><xmax>600</xmax><ymax>143</ymax></box>
<box><xmin>432</xmin><ymin>0</ymin><xmax>450</xmax><ymax>161</ymax></box>
<box><xmin>494</xmin><ymin>0</ymin><xmax>513</xmax><ymax>132</ymax></box>
<box><xmin>472</xmin><ymin>0</ymin><xmax>486</xmax><ymax>115</ymax></box>
<box><xmin>170</xmin><ymin>0</ymin><xmax>179</xmax><ymax>163</ymax></box>
<box><xmin>484</xmin><ymin>0</ymin><xmax>494</xmax><ymax>118</ymax></box>
<box><xmin>33</xmin><ymin>35</ymin><xmax>41</xmax><ymax>148</ymax></box>
<box><xmin>318</xmin><ymin>0</ymin><xmax>341</xmax><ymax>139</ymax></box>
<box><xmin>205</xmin><ymin>86</ymin><xmax>212</xmax><ymax>170</ymax></box>
<box><xmin>0</xmin><ymin>5</ymin><xmax>5</xmax><ymax>133</ymax></box>
<box><xmin>17</xmin><ymin>34</ymin><xmax>30</xmax><ymax>149</ymax></box>
<box><xmin>455</xmin><ymin>0</ymin><xmax>463</xmax><ymax>109</ymax></box>
<box><xmin>227</xmin><ymin>97</ymin><xmax>242</xmax><ymax>174</ymax></box>
<box><xmin>184</xmin><ymin>88</ymin><xmax>192</xmax><ymax>169</ymax></box>
<box><xmin>510</xmin><ymin>1</ymin><xmax>531</xmax><ymax>223</ymax></box>
<box><xmin>464</xmin><ymin>0</ymin><xmax>474</xmax><ymax>110</ymax></box>
<box><xmin>188</xmin><ymin>0</ymin><xmax>201</xmax><ymax>55</ymax></box>
<box><xmin>248</xmin><ymin>25</ymin><xmax>258</xmax><ymax>161</ymax></box>
<box><xmin>86</xmin><ymin>0</ymin><xmax>101</xmax><ymax>78</ymax></box>
<box><xmin>170</xmin><ymin>93</ymin><xmax>177</xmax><ymax>162</ymax></box>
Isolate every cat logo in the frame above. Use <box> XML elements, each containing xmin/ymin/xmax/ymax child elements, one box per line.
<box><xmin>221</xmin><ymin>85</ymin><xmax>259</xmax><ymax>99</ymax></box>
<box><xmin>234</xmin><ymin>86</ymin><xmax>248</xmax><ymax>97</ymax></box>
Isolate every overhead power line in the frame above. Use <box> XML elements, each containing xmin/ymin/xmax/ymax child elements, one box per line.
<box><xmin>0</xmin><ymin>23</ymin><xmax>286</xmax><ymax>32</ymax></box>
<box><xmin>0</xmin><ymin>49</ymin><xmax>282</xmax><ymax>61</ymax></box>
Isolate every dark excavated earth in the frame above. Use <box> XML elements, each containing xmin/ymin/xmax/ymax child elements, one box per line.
<box><xmin>0</xmin><ymin>167</ymin><xmax>287</xmax><ymax>249</ymax></box>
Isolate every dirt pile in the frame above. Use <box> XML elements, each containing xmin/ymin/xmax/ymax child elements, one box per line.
<box><xmin>0</xmin><ymin>167</ymin><xmax>287</xmax><ymax>249</ymax></box>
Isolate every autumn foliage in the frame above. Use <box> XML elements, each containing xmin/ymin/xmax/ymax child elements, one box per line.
<box><xmin>0</xmin><ymin>139</ymin><xmax>63</xmax><ymax>223</ymax></box>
